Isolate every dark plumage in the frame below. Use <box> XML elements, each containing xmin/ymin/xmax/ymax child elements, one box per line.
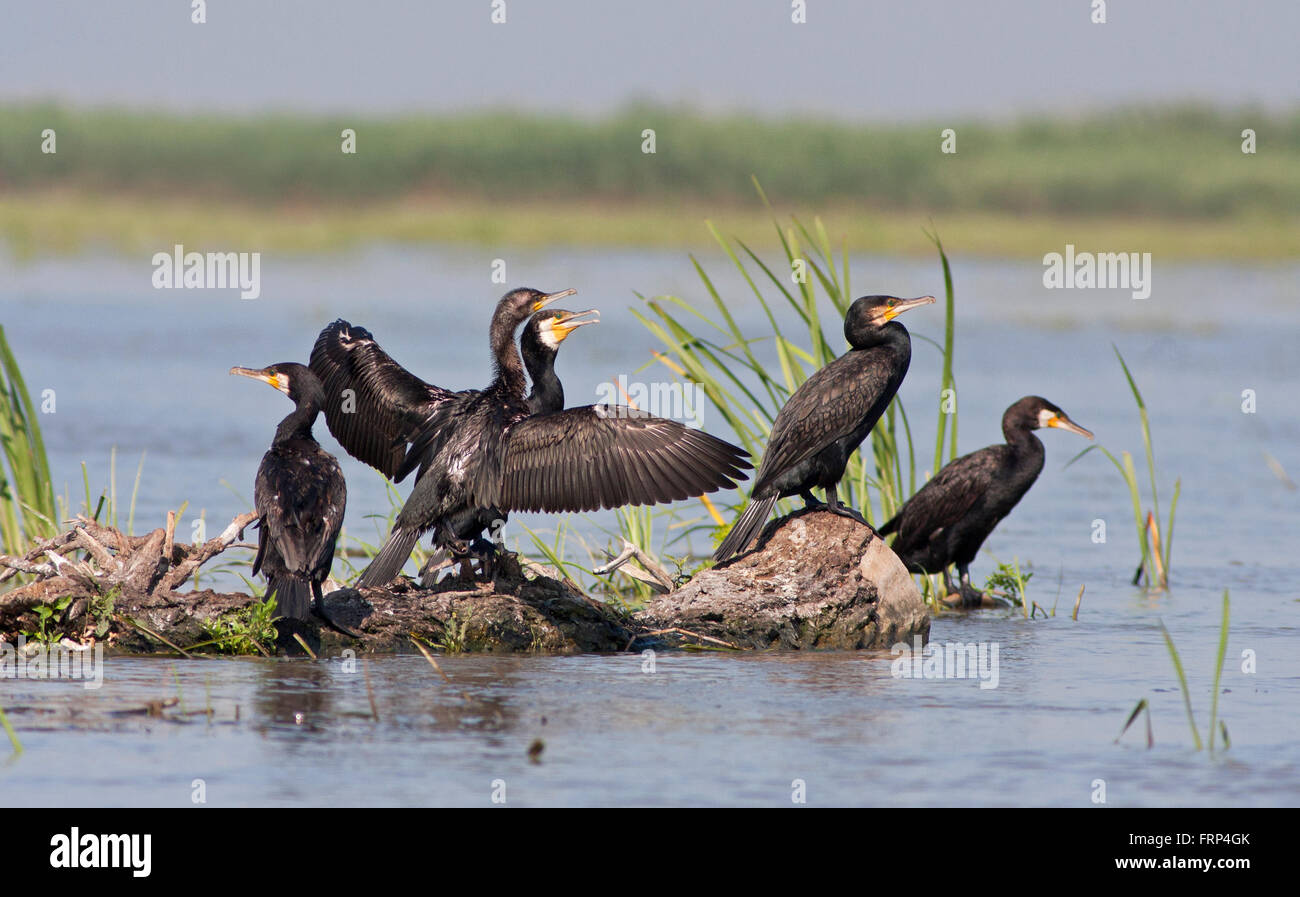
<box><xmin>521</xmin><ymin>308</ymin><xmax>600</xmax><ymax>414</ymax></box>
<box><xmin>309</xmin><ymin>307</ymin><xmax>599</xmax><ymax>577</ymax></box>
<box><xmin>309</xmin><ymin>319</ymin><xmax>454</xmax><ymax>481</ymax></box>
<box><xmin>879</xmin><ymin>395</ymin><xmax>1093</xmax><ymax>604</ymax></box>
<box><xmin>357</xmin><ymin>287</ymin><xmax>751</xmax><ymax>588</ymax></box>
<box><xmin>230</xmin><ymin>363</ymin><xmax>346</xmax><ymax>623</ymax></box>
<box><xmin>714</xmin><ymin>294</ymin><xmax>934</xmax><ymax>563</ymax></box>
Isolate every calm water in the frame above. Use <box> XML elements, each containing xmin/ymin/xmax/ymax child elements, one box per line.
<box><xmin>2</xmin><ymin>244</ymin><xmax>1298</xmax><ymax>806</ymax></box>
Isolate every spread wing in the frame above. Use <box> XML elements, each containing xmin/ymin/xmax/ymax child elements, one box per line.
<box><xmin>498</xmin><ymin>405</ymin><xmax>751</xmax><ymax>513</ymax></box>
<box><xmin>309</xmin><ymin>319</ymin><xmax>454</xmax><ymax>479</ymax></box>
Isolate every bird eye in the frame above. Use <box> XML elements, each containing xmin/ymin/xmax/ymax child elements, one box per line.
<box><xmin>887</xmin><ymin>298</ymin><xmax>897</xmax><ymax>307</ymax></box>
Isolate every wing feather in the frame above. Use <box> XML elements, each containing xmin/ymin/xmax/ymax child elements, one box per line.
<box><xmin>755</xmin><ymin>349</ymin><xmax>900</xmax><ymax>491</ymax></box>
<box><xmin>889</xmin><ymin>446</ymin><xmax>1003</xmax><ymax>556</ymax></box>
<box><xmin>309</xmin><ymin>319</ymin><xmax>455</xmax><ymax>479</ymax></box>
<box><xmin>499</xmin><ymin>405</ymin><xmax>751</xmax><ymax>513</ymax></box>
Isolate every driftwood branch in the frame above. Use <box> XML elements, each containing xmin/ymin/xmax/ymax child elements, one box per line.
<box><xmin>0</xmin><ymin>511</ymin><xmax>260</xmax><ymax>625</ymax></box>
<box><xmin>158</xmin><ymin>512</ymin><xmax>257</xmax><ymax>591</ymax></box>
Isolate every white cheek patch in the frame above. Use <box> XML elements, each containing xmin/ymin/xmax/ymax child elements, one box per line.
<box><xmin>277</xmin><ymin>373</ymin><xmax>291</xmax><ymax>395</ymax></box>
<box><xmin>1037</xmin><ymin>408</ymin><xmax>1057</xmax><ymax>427</ymax></box>
<box><xmin>539</xmin><ymin>325</ymin><xmax>561</xmax><ymax>350</ymax></box>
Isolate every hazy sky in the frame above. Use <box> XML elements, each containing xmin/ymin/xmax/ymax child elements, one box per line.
<box><xmin>1</xmin><ymin>1</ymin><xmax>1297</xmax><ymax>120</ymax></box>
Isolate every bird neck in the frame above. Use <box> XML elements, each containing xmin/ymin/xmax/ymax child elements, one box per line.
<box><xmin>490</xmin><ymin>321</ymin><xmax>528</xmax><ymax>397</ymax></box>
<box><xmin>1002</xmin><ymin>421</ymin><xmax>1045</xmax><ymax>459</ymax></box>
<box><xmin>851</xmin><ymin>320</ymin><xmax>912</xmax><ymax>359</ymax></box>
<box><xmin>274</xmin><ymin>393</ymin><xmax>322</xmax><ymax>445</ymax></box>
<box><xmin>525</xmin><ymin>351</ymin><xmax>563</xmax><ymax>413</ymax></box>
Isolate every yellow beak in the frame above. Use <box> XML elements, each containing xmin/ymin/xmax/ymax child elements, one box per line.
<box><xmin>230</xmin><ymin>366</ymin><xmax>285</xmax><ymax>393</ymax></box>
<box><xmin>533</xmin><ymin>288</ymin><xmax>577</xmax><ymax>313</ymax></box>
<box><xmin>551</xmin><ymin>308</ymin><xmax>601</xmax><ymax>342</ymax></box>
<box><xmin>885</xmin><ymin>295</ymin><xmax>937</xmax><ymax>321</ymax></box>
<box><xmin>1047</xmin><ymin>414</ymin><xmax>1094</xmax><ymax>439</ymax></box>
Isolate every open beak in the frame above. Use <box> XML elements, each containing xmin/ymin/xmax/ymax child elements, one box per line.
<box><xmin>230</xmin><ymin>366</ymin><xmax>286</xmax><ymax>394</ymax></box>
<box><xmin>551</xmin><ymin>308</ymin><xmax>600</xmax><ymax>342</ymax></box>
<box><xmin>1048</xmin><ymin>414</ymin><xmax>1094</xmax><ymax>439</ymax></box>
<box><xmin>533</xmin><ymin>288</ymin><xmax>577</xmax><ymax>313</ymax></box>
<box><xmin>886</xmin><ymin>295</ymin><xmax>937</xmax><ymax>321</ymax></box>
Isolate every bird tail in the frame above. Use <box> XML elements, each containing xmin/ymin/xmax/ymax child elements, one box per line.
<box><xmin>713</xmin><ymin>495</ymin><xmax>777</xmax><ymax>564</ymax></box>
<box><xmin>267</xmin><ymin>576</ymin><xmax>313</xmax><ymax>621</ymax></box>
<box><xmin>877</xmin><ymin>513</ymin><xmax>899</xmax><ymax>537</ymax></box>
<box><xmin>357</xmin><ymin>526</ymin><xmax>422</xmax><ymax>589</ymax></box>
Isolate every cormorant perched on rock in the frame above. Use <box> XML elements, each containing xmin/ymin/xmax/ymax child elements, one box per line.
<box><xmin>879</xmin><ymin>395</ymin><xmax>1092</xmax><ymax>606</ymax></box>
<box><xmin>714</xmin><ymin>294</ymin><xmax>934</xmax><ymax>563</ymax></box>
<box><xmin>323</xmin><ymin>288</ymin><xmax>749</xmax><ymax>587</ymax></box>
<box><xmin>230</xmin><ymin>363</ymin><xmax>346</xmax><ymax>627</ymax></box>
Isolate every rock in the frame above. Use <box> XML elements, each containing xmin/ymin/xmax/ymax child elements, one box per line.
<box><xmin>1</xmin><ymin>511</ymin><xmax>929</xmax><ymax>656</ymax></box>
<box><xmin>634</xmin><ymin>508</ymin><xmax>929</xmax><ymax>650</ymax></box>
<box><xmin>106</xmin><ymin>557</ymin><xmax>636</xmax><ymax>656</ymax></box>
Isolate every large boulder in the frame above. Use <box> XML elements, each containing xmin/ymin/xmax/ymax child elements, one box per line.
<box><xmin>635</xmin><ymin>508</ymin><xmax>930</xmax><ymax>650</ymax></box>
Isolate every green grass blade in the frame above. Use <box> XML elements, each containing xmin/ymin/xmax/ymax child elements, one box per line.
<box><xmin>1208</xmin><ymin>589</ymin><xmax>1230</xmax><ymax>752</ymax></box>
<box><xmin>1158</xmin><ymin>620</ymin><xmax>1203</xmax><ymax>751</ymax></box>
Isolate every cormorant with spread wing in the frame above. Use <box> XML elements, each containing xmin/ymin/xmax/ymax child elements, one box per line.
<box><xmin>230</xmin><ymin>363</ymin><xmax>346</xmax><ymax>628</ymax></box>
<box><xmin>310</xmin><ymin>305</ymin><xmax>599</xmax><ymax>576</ymax></box>
<box><xmin>714</xmin><ymin>294</ymin><xmax>934</xmax><ymax>563</ymax></box>
<box><xmin>879</xmin><ymin>395</ymin><xmax>1092</xmax><ymax>605</ymax></box>
<box><xmin>313</xmin><ymin>287</ymin><xmax>750</xmax><ymax>587</ymax></box>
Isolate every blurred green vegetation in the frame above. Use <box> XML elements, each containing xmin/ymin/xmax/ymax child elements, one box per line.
<box><xmin>1</xmin><ymin>103</ymin><xmax>1297</xmax><ymax>257</ymax></box>
<box><xmin>3</xmin><ymin>102</ymin><xmax>1297</xmax><ymax>215</ymax></box>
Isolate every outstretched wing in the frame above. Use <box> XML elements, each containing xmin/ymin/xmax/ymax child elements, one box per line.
<box><xmin>755</xmin><ymin>349</ymin><xmax>901</xmax><ymax>491</ymax></box>
<box><xmin>309</xmin><ymin>319</ymin><xmax>454</xmax><ymax>479</ymax></box>
<box><xmin>498</xmin><ymin>405</ymin><xmax>751</xmax><ymax>513</ymax></box>
<box><xmin>888</xmin><ymin>446</ymin><xmax>1002</xmax><ymax>556</ymax></box>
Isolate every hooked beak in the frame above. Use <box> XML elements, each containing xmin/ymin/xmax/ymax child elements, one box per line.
<box><xmin>533</xmin><ymin>288</ymin><xmax>577</xmax><ymax>313</ymax></box>
<box><xmin>551</xmin><ymin>308</ymin><xmax>600</xmax><ymax>342</ymax></box>
<box><xmin>230</xmin><ymin>366</ymin><xmax>287</xmax><ymax>394</ymax></box>
<box><xmin>1047</xmin><ymin>414</ymin><xmax>1094</xmax><ymax>439</ymax></box>
<box><xmin>885</xmin><ymin>295</ymin><xmax>937</xmax><ymax>321</ymax></box>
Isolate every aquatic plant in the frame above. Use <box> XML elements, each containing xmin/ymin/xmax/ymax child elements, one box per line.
<box><xmin>197</xmin><ymin>595</ymin><xmax>278</xmax><ymax>656</ymax></box>
<box><xmin>21</xmin><ymin>596</ymin><xmax>73</xmax><ymax>647</ymax></box>
<box><xmin>1068</xmin><ymin>345</ymin><xmax>1179</xmax><ymax>590</ymax></box>
<box><xmin>984</xmin><ymin>558</ymin><xmax>1034</xmax><ymax>614</ymax></box>
<box><xmin>1117</xmin><ymin>590</ymin><xmax>1231</xmax><ymax>751</ymax></box>
<box><xmin>0</xmin><ymin>704</ymin><xmax>21</xmax><ymax>756</ymax></box>
<box><xmin>0</xmin><ymin>326</ymin><xmax>57</xmax><ymax>556</ymax></box>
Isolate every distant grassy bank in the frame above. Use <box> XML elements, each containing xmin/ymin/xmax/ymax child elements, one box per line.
<box><xmin>3</xmin><ymin>190</ymin><xmax>1297</xmax><ymax>260</ymax></box>
<box><xmin>1</xmin><ymin>103</ymin><xmax>1298</xmax><ymax>258</ymax></box>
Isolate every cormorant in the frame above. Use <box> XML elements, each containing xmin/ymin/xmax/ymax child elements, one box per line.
<box><xmin>714</xmin><ymin>294</ymin><xmax>934</xmax><ymax>563</ymax></box>
<box><xmin>230</xmin><ymin>363</ymin><xmax>347</xmax><ymax>626</ymax></box>
<box><xmin>878</xmin><ymin>395</ymin><xmax>1092</xmax><ymax>605</ymax></box>
<box><xmin>521</xmin><ymin>308</ymin><xmax>600</xmax><ymax>414</ymax></box>
<box><xmin>309</xmin><ymin>307</ymin><xmax>598</xmax><ymax>481</ymax></box>
<box><xmin>309</xmin><ymin>306</ymin><xmax>599</xmax><ymax>576</ymax></box>
<box><xmin>313</xmin><ymin>287</ymin><xmax>750</xmax><ymax>588</ymax></box>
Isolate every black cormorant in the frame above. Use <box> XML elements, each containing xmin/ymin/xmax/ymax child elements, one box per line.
<box><xmin>714</xmin><ymin>294</ymin><xmax>934</xmax><ymax>563</ymax></box>
<box><xmin>878</xmin><ymin>395</ymin><xmax>1092</xmax><ymax>605</ymax></box>
<box><xmin>313</xmin><ymin>287</ymin><xmax>749</xmax><ymax>587</ymax></box>
<box><xmin>230</xmin><ymin>363</ymin><xmax>346</xmax><ymax>625</ymax></box>
<box><xmin>309</xmin><ymin>306</ymin><xmax>599</xmax><ymax>576</ymax></box>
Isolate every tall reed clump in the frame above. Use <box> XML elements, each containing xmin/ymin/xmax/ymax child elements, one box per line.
<box><xmin>632</xmin><ymin>183</ymin><xmax>958</xmax><ymax>549</ymax></box>
<box><xmin>0</xmin><ymin>326</ymin><xmax>57</xmax><ymax>556</ymax></box>
<box><xmin>1068</xmin><ymin>345</ymin><xmax>1179</xmax><ymax>590</ymax></box>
